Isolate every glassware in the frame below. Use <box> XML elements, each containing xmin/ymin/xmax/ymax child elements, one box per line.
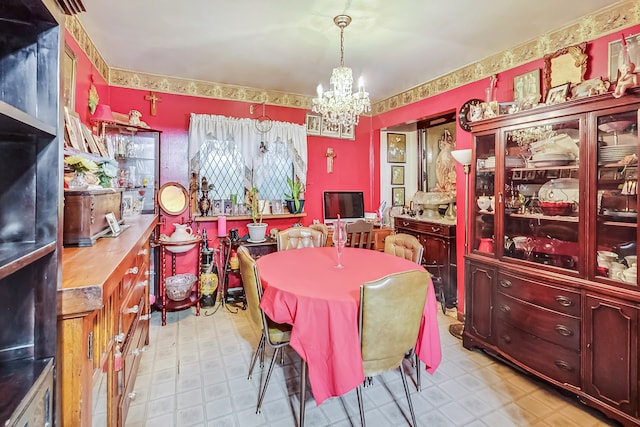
<box><xmin>334</xmin><ymin>222</ymin><xmax>347</xmax><ymax>268</ymax></box>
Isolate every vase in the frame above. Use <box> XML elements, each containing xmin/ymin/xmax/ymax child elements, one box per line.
<box><xmin>285</xmin><ymin>199</ymin><xmax>305</xmax><ymax>214</ymax></box>
<box><xmin>247</xmin><ymin>223</ymin><xmax>268</xmax><ymax>242</ymax></box>
<box><xmin>68</xmin><ymin>172</ymin><xmax>88</xmax><ymax>190</ymax></box>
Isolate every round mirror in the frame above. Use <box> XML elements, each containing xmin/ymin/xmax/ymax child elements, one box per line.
<box><xmin>158</xmin><ymin>182</ymin><xmax>189</xmax><ymax>216</ymax></box>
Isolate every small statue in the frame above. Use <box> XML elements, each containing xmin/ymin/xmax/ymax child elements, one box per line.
<box><xmin>198</xmin><ymin>177</ymin><xmax>211</xmax><ymax>216</ymax></box>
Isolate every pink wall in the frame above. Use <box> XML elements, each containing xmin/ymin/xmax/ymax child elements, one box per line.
<box><xmin>67</xmin><ymin>24</ymin><xmax>640</xmax><ymax>313</ymax></box>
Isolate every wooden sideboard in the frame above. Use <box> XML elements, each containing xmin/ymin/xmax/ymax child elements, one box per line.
<box><xmin>57</xmin><ymin>214</ymin><xmax>157</xmax><ymax>427</ymax></box>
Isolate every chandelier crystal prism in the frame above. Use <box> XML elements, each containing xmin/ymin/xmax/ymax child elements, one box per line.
<box><xmin>312</xmin><ymin>15</ymin><xmax>371</xmax><ymax>128</ymax></box>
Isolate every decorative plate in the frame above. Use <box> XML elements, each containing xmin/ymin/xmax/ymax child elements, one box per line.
<box><xmin>458</xmin><ymin>98</ymin><xmax>483</xmax><ymax>132</ymax></box>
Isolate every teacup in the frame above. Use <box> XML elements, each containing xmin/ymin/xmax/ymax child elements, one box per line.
<box><xmin>618</xmin><ymin>267</ymin><xmax>637</xmax><ymax>284</ymax></box>
<box><xmin>624</xmin><ymin>255</ymin><xmax>637</xmax><ymax>268</ymax></box>
<box><xmin>608</xmin><ymin>262</ymin><xmax>626</xmax><ymax>279</ymax></box>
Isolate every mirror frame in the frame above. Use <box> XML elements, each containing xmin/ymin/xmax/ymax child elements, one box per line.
<box><xmin>158</xmin><ymin>182</ymin><xmax>189</xmax><ymax>216</ymax></box>
<box><xmin>543</xmin><ymin>42</ymin><xmax>588</xmax><ymax>99</ymax></box>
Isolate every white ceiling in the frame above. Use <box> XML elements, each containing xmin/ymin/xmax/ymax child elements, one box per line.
<box><xmin>77</xmin><ymin>0</ymin><xmax>618</xmax><ymax>103</ymax></box>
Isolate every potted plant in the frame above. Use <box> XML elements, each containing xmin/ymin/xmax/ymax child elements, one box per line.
<box><xmin>247</xmin><ymin>186</ymin><xmax>268</xmax><ymax>241</ymax></box>
<box><xmin>284</xmin><ymin>177</ymin><xmax>305</xmax><ymax>214</ymax></box>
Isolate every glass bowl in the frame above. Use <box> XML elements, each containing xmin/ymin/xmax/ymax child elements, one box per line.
<box><xmin>165</xmin><ymin>273</ymin><xmax>197</xmax><ymax>301</ymax></box>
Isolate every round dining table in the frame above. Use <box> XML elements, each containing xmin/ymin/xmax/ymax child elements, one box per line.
<box><xmin>257</xmin><ymin>246</ymin><xmax>442</xmax><ymax>406</ymax></box>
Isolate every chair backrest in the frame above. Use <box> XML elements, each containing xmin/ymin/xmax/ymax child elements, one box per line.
<box><xmin>359</xmin><ymin>270</ymin><xmax>430</xmax><ymax>377</ymax></box>
<box><xmin>309</xmin><ymin>223</ymin><xmax>329</xmax><ymax>246</ymax></box>
<box><xmin>345</xmin><ymin>220</ymin><xmax>374</xmax><ymax>249</ymax></box>
<box><xmin>237</xmin><ymin>246</ymin><xmax>265</xmax><ymax>330</ymax></box>
<box><xmin>384</xmin><ymin>233</ymin><xmax>424</xmax><ymax>265</ymax></box>
<box><xmin>277</xmin><ymin>226</ymin><xmax>324</xmax><ymax>251</ymax></box>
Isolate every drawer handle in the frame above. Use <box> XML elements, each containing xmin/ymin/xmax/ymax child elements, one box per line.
<box><xmin>499</xmin><ymin>304</ymin><xmax>511</xmax><ymax>314</ymax></box>
<box><xmin>124</xmin><ymin>304</ymin><xmax>139</xmax><ymax>314</ymax></box>
<box><xmin>402</xmin><ymin>221</ymin><xmax>409</xmax><ymax>227</ymax></box>
<box><xmin>501</xmin><ymin>334</ymin><xmax>512</xmax><ymax>343</ymax></box>
<box><xmin>499</xmin><ymin>280</ymin><xmax>512</xmax><ymax>288</ymax></box>
<box><xmin>138</xmin><ymin>248</ymin><xmax>148</xmax><ymax>255</ymax></box>
<box><xmin>554</xmin><ymin>360</ymin><xmax>573</xmax><ymax>371</ymax></box>
<box><xmin>128</xmin><ymin>391</ymin><xmax>137</xmax><ymax>400</ymax></box>
<box><xmin>554</xmin><ymin>325</ymin><xmax>573</xmax><ymax>337</ymax></box>
<box><xmin>114</xmin><ymin>333</ymin><xmax>125</xmax><ymax>343</ymax></box>
<box><xmin>139</xmin><ymin>314</ymin><xmax>150</xmax><ymax>321</ymax></box>
<box><xmin>555</xmin><ymin>296</ymin><xmax>573</xmax><ymax>307</ymax></box>
<box><xmin>431</xmin><ymin>226</ymin><xmax>441</xmax><ymax>232</ymax></box>
<box><xmin>127</xmin><ymin>266</ymin><xmax>139</xmax><ymax>275</ymax></box>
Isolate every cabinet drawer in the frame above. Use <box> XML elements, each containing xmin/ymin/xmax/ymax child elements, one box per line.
<box><xmin>121</xmin><ymin>320</ymin><xmax>148</xmax><ymax>424</ymax></box>
<box><xmin>120</xmin><ymin>281</ymin><xmax>146</xmax><ymax>341</ymax></box>
<box><xmin>496</xmin><ymin>293</ymin><xmax>580</xmax><ymax>350</ymax></box>
<box><xmin>497</xmin><ymin>272</ymin><xmax>580</xmax><ymax>317</ymax></box>
<box><xmin>395</xmin><ymin>217</ymin><xmax>455</xmax><ymax>237</ymax></box>
<box><xmin>496</xmin><ymin>322</ymin><xmax>580</xmax><ymax>387</ymax></box>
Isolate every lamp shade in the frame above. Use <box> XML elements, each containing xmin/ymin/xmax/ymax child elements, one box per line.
<box><xmin>451</xmin><ymin>148</ymin><xmax>472</xmax><ymax>166</ymax></box>
<box><xmin>91</xmin><ymin>104</ymin><xmax>114</xmax><ymax>122</ymax></box>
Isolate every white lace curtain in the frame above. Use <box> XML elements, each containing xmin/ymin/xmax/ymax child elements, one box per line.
<box><xmin>188</xmin><ymin>113</ymin><xmax>308</xmax><ymax>189</ymax></box>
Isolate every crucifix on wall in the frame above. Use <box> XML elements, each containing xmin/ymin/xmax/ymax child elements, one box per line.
<box><xmin>144</xmin><ymin>91</ymin><xmax>162</xmax><ymax>116</ymax></box>
<box><xmin>325</xmin><ymin>147</ymin><xmax>336</xmax><ymax>173</ymax></box>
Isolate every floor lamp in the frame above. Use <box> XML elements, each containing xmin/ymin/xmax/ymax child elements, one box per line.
<box><xmin>450</xmin><ymin>148</ymin><xmax>472</xmax><ymax>339</ymax></box>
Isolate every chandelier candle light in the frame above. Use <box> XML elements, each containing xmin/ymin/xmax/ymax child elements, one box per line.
<box><xmin>312</xmin><ymin>15</ymin><xmax>371</xmax><ymax>128</ymax></box>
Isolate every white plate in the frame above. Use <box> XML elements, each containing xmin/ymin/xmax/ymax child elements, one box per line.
<box><xmin>528</xmin><ymin>159</ymin><xmax>572</xmax><ymax>167</ymax></box>
<box><xmin>532</xmin><ymin>153</ymin><xmax>572</xmax><ymax>161</ymax></box>
<box><xmin>538</xmin><ymin>178</ymin><xmax>579</xmax><ymax>203</ymax></box>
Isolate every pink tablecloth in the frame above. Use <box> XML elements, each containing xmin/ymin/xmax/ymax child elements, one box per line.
<box><xmin>257</xmin><ymin>247</ymin><xmax>442</xmax><ymax>404</ymax></box>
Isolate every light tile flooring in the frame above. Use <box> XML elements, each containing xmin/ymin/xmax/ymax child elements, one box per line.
<box><xmin>124</xmin><ymin>304</ymin><xmax>619</xmax><ymax>427</ymax></box>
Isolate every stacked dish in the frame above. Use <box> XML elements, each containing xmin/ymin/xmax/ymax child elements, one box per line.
<box><xmin>529</xmin><ymin>153</ymin><xmax>573</xmax><ymax>167</ymax></box>
<box><xmin>599</xmin><ymin>144</ymin><xmax>637</xmax><ymax>165</ymax></box>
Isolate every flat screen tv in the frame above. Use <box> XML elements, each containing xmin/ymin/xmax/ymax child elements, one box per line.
<box><xmin>323</xmin><ymin>191</ymin><xmax>365</xmax><ymax>225</ymax></box>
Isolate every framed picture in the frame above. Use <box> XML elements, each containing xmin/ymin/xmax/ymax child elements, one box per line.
<box><xmin>392</xmin><ymin>187</ymin><xmax>405</xmax><ymax>207</ymax></box>
<box><xmin>223</xmin><ymin>199</ymin><xmax>233</xmax><ymax>215</ymax></box>
<box><xmin>105</xmin><ymin>212</ymin><xmax>121</xmax><ymax>236</ymax></box>
<box><xmin>63</xmin><ymin>43</ymin><xmax>77</xmax><ymax>111</ymax></box>
<box><xmin>212</xmin><ymin>200</ymin><xmax>223</xmax><ymax>215</ymax></box>
<box><xmin>81</xmin><ymin>123</ymin><xmax>102</xmax><ymax>156</ymax></box>
<box><xmin>524</xmin><ymin>170</ymin><xmax>536</xmax><ymax>180</ymax></box>
<box><xmin>545</xmin><ymin>83</ymin><xmax>570</xmax><ymax>105</ymax></box>
<box><xmin>305</xmin><ymin>113</ymin><xmax>321</xmax><ymax>136</ymax></box>
<box><xmin>512</xmin><ymin>170</ymin><xmax>523</xmax><ymax>180</ymax></box>
<box><xmin>321</xmin><ymin>120</ymin><xmax>340</xmax><ymax>138</ymax></box>
<box><xmin>121</xmin><ymin>194</ymin><xmax>133</xmax><ymax>217</ymax></box>
<box><xmin>340</xmin><ymin>123</ymin><xmax>355</xmax><ymax>140</ymax></box>
<box><xmin>559</xmin><ymin>169</ymin><xmax>572</xmax><ymax>178</ymax></box>
<box><xmin>64</xmin><ymin>107</ymin><xmax>84</xmax><ymax>151</ymax></box>
<box><xmin>391</xmin><ymin>165</ymin><xmax>404</xmax><ymax>185</ymax></box>
<box><xmin>387</xmin><ymin>133</ymin><xmax>406</xmax><ymax>163</ymax></box>
<box><xmin>271</xmin><ymin>199</ymin><xmax>283</xmax><ymax>214</ymax></box>
<box><xmin>608</xmin><ymin>33</ymin><xmax>640</xmax><ymax>83</ymax></box>
<box><xmin>513</xmin><ymin>69</ymin><xmax>540</xmax><ymax>103</ymax></box>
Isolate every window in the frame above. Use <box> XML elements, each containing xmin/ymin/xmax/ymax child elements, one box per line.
<box><xmin>197</xmin><ymin>137</ymin><xmax>293</xmax><ymax>202</ymax></box>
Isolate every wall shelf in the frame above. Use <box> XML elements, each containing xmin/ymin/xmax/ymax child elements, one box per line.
<box><xmin>193</xmin><ymin>213</ymin><xmax>306</xmax><ymax>221</ymax></box>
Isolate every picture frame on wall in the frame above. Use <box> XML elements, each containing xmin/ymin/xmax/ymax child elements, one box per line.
<box><xmin>340</xmin><ymin>123</ymin><xmax>355</xmax><ymax>140</ymax></box>
<box><xmin>305</xmin><ymin>113</ymin><xmax>321</xmax><ymax>136</ymax></box>
<box><xmin>392</xmin><ymin>187</ymin><xmax>405</xmax><ymax>207</ymax></box>
<box><xmin>271</xmin><ymin>199</ymin><xmax>283</xmax><ymax>214</ymax></box>
<box><xmin>391</xmin><ymin>165</ymin><xmax>404</xmax><ymax>185</ymax></box>
<box><xmin>63</xmin><ymin>43</ymin><xmax>77</xmax><ymax>111</ymax></box>
<box><xmin>513</xmin><ymin>69</ymin><xmax>540</xmax><ymax>103</ymax></box>
<box><xmin>387</xmin><ymin>133</ymin><xmax>406</xmax><ymax>163</ymax></box>
<box><xmin>321</xmin><ymin>120</ymin><xmax>340</xmax><ymax>138</ymax></box>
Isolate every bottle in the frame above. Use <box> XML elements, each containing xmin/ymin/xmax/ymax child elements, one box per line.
<box><xmin>202</xmin><ymin>228</ymin><xmax>209</xmax><ymax>251</ymax></box>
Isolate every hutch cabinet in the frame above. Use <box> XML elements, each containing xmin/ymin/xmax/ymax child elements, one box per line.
<box><xmin>394</xmin><ymin>217</ymin><xmax>457</xmax><ymax>310</ymax></box>
<box><xmin>0</xmin><ymin>0</ymin><xmax>61</xmax><ymax>424</ymax></box>
<box><xmin>464</xmin><ymin>90</ymin><xmax>639</xmax><ymax>425</ymax></box>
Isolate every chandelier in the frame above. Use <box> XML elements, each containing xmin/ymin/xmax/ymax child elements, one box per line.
<box><xmin>312</xmin><ymin>15</ymin><xmax>371</xmax><ymax>128</ymax></box>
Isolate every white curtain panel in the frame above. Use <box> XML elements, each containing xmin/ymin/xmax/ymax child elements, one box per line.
<box><xmin>188</xmin><ymin>113</ymin><xmax>307</xmax><ymax>188</ymax></box>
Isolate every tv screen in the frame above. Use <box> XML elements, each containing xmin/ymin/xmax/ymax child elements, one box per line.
<box><xmin>323</xmin><ymin>191</ymin><xmax>365</xmax><ymax>224</ymax></box>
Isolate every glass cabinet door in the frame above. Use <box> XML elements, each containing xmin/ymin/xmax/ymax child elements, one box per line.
<box><xmin>104</xmin><ymin>125</ymin><xmax>159</xmax><ymax>215</ymax></box>
<box><xmin>502</xmin><ymin>118</ymin><xmax>581</xmax><ymax>272</ymax></box>
<box><xmin>595</xmin><ymin>108</ymin><xmax>638</xmax><ymax>286</ymax></box>
<box><xmin>473</xmin><ymin>133</ymin><xmax>496</xmax><ymax>255</ymax></box>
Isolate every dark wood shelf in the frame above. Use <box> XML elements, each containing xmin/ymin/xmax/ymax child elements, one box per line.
<box><xmin>0</xmin><ymin>241</ymin><xmax>56</xmax><ymax>280</ymax></box>
<box><xmin>162</xmin><ymin>292</ymin><xmax>200</xmax><ymax>312</ymax></box>
<box><xmin>0</xmin><ymin>101</ymin><xmax>56</xmax><ymax>137</ymax></box>
<box><xmin>0</xmin><ymin>357</ymin><xmax>52</xmax><ymax>424</ymax></box>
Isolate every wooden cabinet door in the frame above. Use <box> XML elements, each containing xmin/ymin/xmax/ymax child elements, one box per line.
<box><xmin>463</xmin><ymin>261</ymin><xmax>495</xmax><ymax>348</ymax></box>
<box><xmin>584</xmin><ymin>294</ymin><xmax>638</xmax><ymax>417</ymax></box>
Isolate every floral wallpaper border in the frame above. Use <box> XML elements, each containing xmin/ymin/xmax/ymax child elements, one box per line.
<box><xmin>66</xmin><ymin>1</ymin><xmax>640</xmax><ymax>114</ymax></box>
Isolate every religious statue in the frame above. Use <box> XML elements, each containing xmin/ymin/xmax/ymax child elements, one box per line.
<box><xmin>433</xmin><ymin>129</ymin><xmax>456</xmax><ymax>193</ymax></box>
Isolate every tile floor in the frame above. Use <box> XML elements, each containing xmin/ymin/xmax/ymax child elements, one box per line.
<box><xmin>124</xmin><ymin>303</ymin><xmax>619</xmax><ymax>427</ymax></box>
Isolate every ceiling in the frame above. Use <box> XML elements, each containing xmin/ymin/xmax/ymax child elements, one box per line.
<box><xmin>77</xmin><ymin>0</ymin><xmax>618</xmax><ymax>104</ymax></box>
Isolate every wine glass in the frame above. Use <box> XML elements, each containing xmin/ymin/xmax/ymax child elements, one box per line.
<box><xmin>334</xmin><ymin>223</ymin><xmax>347</xmax><ymax>268</ymax></box>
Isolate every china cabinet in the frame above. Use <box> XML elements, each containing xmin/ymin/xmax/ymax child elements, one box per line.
<box><xmin>98</xmin><ymin>122</ymin><xmax>161</xmax><ymax>215</ymax></box>
<box><xmin>464</xmin><ymin>90</ymin><xmax>639</xmax><ymax>426</ymax></box>
<box><xmin>0</xmin><ymin>0</ymin><xmax>61</xmax><ymax>424</ymax></box>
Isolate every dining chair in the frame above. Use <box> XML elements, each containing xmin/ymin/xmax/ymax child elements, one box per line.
<box><xmin>237</xmin><ymin>246</ymin><xmax>292</xmax><ymax>413</ymax></box>
<box><xmin>309</xmin><ymin>223</ymin><xmax>329</xmax><ymax>246</ymax></box>
<box><xmin>384</xmin><ymin>232</ymin><xmax>426</xmax><ymax>392</ymax></box>
<box><xmin>357</xmin><ymin>269</ymin><xmax>430</xmax><ymax>427</ymax></box>
<box><xmin>277</xmin><ymin>226</ymin><xmax>324</xmax><ymax>250</ymax></box>
<box><xmin>384</xmin><ymin>233</ymin><xmax>424</xmax><ymax>264</ymax></box>
<box><xmin>345</xmin><ymin>220</ymin><xmax>374</xmax><ymax>249</ymax></box>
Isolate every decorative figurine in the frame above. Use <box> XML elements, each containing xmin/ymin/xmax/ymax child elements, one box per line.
<box><xmin>198</xmin><ymin>176</ymin><xmax>212</xmax><ymax>216</ymax></box>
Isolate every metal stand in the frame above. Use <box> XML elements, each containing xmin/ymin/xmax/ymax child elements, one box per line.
<box><xmin>207</xmin><ymin>235</ymin><xmax>246</xmax><ymax>314</ymax></box>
